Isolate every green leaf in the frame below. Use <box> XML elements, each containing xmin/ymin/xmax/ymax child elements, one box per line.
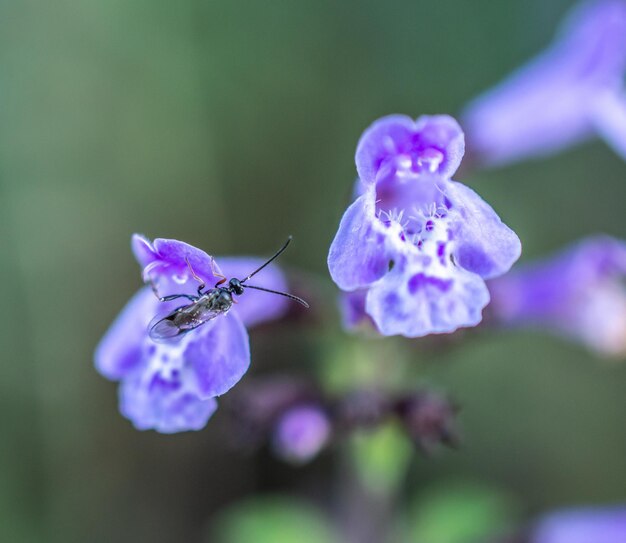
<box><xmin>351</xmin><ymin>423</ymin><xmax>413</xmax><ymax>496</ymax></box>
<box><xmin>406</xmin><ymin>482</ymin><xmax>519</xmax><ymax>543</ymax></box>
<box><xmin>208</xmin><ymin>496</ymin><xmax>339</xmax><ymax>543</ymax></box>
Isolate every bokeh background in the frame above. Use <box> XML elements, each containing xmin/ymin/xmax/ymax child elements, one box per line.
<box><xmin>2</xmin><ymin>1</ymin><xmax>626</xmax><ymax>542</ymax></box>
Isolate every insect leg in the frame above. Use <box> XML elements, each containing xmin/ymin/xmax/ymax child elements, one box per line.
<box><xmin>148</xmin><ymin>279</ymin><xmax>196</xmax><ymax>303</ymax></box>
<box><xmin>148</xmin><ymin>278</ymin><xmax>164</xmax><ymax>299</ymax></box>
<box><xmin>185</xmin><ymin>256</ymin><xmax>207</xmax><ymax>295</ymax></box>
<box><xmin>210</xmin><ymin>257</ymin><xmax>227</xmax><ymax>287</ymax></box>
<box><xmin>158</xmin><ymin>293</ymin><xmax>197</xmax><ymax>303</ymax></box>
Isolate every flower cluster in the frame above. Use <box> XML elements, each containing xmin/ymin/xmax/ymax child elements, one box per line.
<box><xmin>328</xmin><ymin>114</ymin><xmax>521</xmax><ymax>337</ymax></box>
<box><xmin>463</xmin><ymin>0</ymin><xmax>626</xmax><ymax>167</ymax></box>
<box><xmin>489</xmin><ymin>236</ymin><xmax>626</xmax><ymax>356</ymax></box>
<box><xmin>95</xmin><ymin>235</ymin><xmax>288</xmax><ymax>433</ymax></box>
<box><xmin>227</xmin><ymin>378</ymin><xmax>459</xmax><ymax>464</ymax></box>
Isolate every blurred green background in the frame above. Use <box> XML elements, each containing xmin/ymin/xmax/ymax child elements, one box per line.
<box><xmin>2</xmin><ymin>0</ymin><xmax>626</xmax><ymax>542</ymax></box>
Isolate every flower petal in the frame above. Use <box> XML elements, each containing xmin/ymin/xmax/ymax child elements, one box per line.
<box><xmin>490</xmin><ymin>235</ymin><xmax>626</xmax><ymax>324</ymax></box>
<box><xmin>414</xmin><ymin>115</ymin><xmax>465</xmax><ymax>179</ymax></box>
<box><xmin>340</xmin><ymin>290</ymin><xmax>372</xmax><ymax>331</ymax></box>
<box><xmin>151</xmin><ymin>237</ymin><xmax>217</xmax><ymax>278</ymax></box>
<box><xmin>185</xmin><ymin>311</ymin><xmax>250</xmax><ymax>398</ymax></box>
<box><xmin>131</xmin><ymin>234</ymin><xmax>158</xmax><ymax>267</ymax></box>
<box><xmin>533</xmin><ymin>507</ymin><xmax>626</xmax><ymax>543</ymax></box>
<box><xmin>119</xmin><ymin>370</ymin><xmax>218</xmax><ymax>433</ymax></box>
<box><xmin>592</xmin><ymin>90</ymin><xmax>626</xmax><ymax>159</ymax></box>
<box><xmin>445</xmin><ymin>180</ymin><xmax>521</xmax><ymax>279</ymax></box>
<box><xmin>217</xmin><ymin>256</ymin><xmax>289</xmax><ymax>327</ymax></box>
<box><xmin>328</xmin><ymin>193</ymin><xmax>390</xmax><ymax>290</ymax></box>
<box><xmin>365</xmin><ymin>262</ymin><xmax>490</xmax><ymax>337</ymax></box>
<box><xmin>355</xmin><ymin>114</ymin><xmax>464</xmax><ymax>184</ymax></box>
<box><xmin>132</xmin><ymin>234</ymin><xmax>224</xmax><ymax>297</ymax></box>
<box><xmin>272</xmin><ymin>405</ymin><xmax>331</xmax><ymax>464</ymax></box>
<box><xmin>94</xmin><ymin>287</ymin><xmax>158</xmax><ymax>380</ymax></box>
<box><xmin>355</xmin><ymin>115</ymin><xmax>416</xmax><ymax>185</ymax></box>
<box><xmin>489</xmin><ymin>235</ymin><xmax>626</xmax><ymax>356</ymax></box>
<box><xmin>463</xmin><ymin>65</ymin><xmax>591</xmax><ymax>165</ymax></box>
<box><xmin>463</xmin><ymin>0</ymin><xmax>626</xmax><ymax>166</ymax></box>
<box><xmin>570</xmin><ymin>234</ymin><xmax>626</xmax><ymax>277</ymax></box>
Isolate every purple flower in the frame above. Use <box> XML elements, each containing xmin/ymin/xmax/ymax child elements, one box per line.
<box><xmin>489</xmin><ymin>236</ymin><xmax>626</xmax><ymax>356</ymax></box>
<box><xmin>328</xmin><ymin>114</ymin><xmax>521</xmax><ymax>337</ymax></box>
<box><xmin>95</xmin><ymin>235</ymin><xmax>289</xmax><ymax>433</ymax></box>
<box><xmin>463</xmin><ymin>0</ymin><xmax>626</xmax><ymax>167</ymax></box>
<box><xmin>340</xmin><ymin>290</ymin><xmax>376</xmax><ymax>332</ymax></box>
<box><xmin>272</xmin><ymin>405</ymin><xmax>331</xmax><ymax>464</ymax></box>
<box><xmin>532</xmin><ymin>506</ymin><xmax>626</xmax><ymax>543</ymax></box>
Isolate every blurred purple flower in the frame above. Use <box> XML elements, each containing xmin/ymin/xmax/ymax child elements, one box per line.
<box><xmin>532</xmin><ymin>506</ymin><xmax>626</xmax><ymax>543</ymax></box>
<box><xmin>95</xmin><ymin>235</ymin><xmax>289</xmax><ymax>433</ymax></box>
<box><xmin>489</xmin><ymin>236</ymin><xmax>626</xmax><ymax>356</ymax></box>
<box><xmin>272</xmin><ymin>405</ymin><xmax>331</xmax><ymax>464</ymax></box>
<box><xmin>328</xmin><ymin>114</ymin><xmax>521</xmax><ymax>337</ymax></box>
<box><xmin>463</xmin><ymin>0</ymin><xmax>626</xmax><ymax>167</ymax></box>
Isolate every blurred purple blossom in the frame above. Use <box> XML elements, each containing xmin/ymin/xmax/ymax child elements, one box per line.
<box><xmin>463</xmin><ymin>0</ymin><xmax>626</xmax><ymax>167</ymax></box>
<box><xmin>489</xmin><ymin>236</ymin><xmax>626</xmax><ymax>356</ymax></box>
<box><xmin>95</xmin><ymin>235</ymin><xmax>289</xmax><ymax>433</ymax></box>
<box><xmin>272</xmin><ymin>405</ymin><xmax>332</xmax><ymax>464</ymax></box>
<box><xmin>532</xmin><ymin>506</ymin><xmax>626</xmax><ymax>543</ymax></box>
<box><xmin>227</xmin><ymin>378</ymin><xmax>461</xmax><ymax>464</ymax></box>
<box><xmin>328</xmin><ymin>114</ymin><xmax>521</xmax><ymax>337</ymax></box>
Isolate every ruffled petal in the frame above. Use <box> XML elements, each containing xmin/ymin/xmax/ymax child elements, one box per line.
<box><xmin>151</xmin><ymin>237</ymin><xmax>218</xmax><ymax>278</ymax></box>
<box><xmin>413</xmin><ymin>115</ymin><xmax>465</xmax><ymax>179</ymax></box>
<box><xmin>94</xmin><ymin>287</ymin><xmax>158</xmax><ymax>380</ymax></box>
<box><xmin>131</xmin><ymin>234</ymin><xmax>224</xmax><ymax>297</ymax></box>
<box><xmin>185</xmin><ymin>311</ymin><xmax>250</xmax><ymax>399</ymax></box>
<box><xmin>463</xmin><ymin>0</ymin><xmax>626</xmax><ymax>166</ymax></box>
<box><xmin>355</xmin><ymin>114</ymin><xmax>464</xmax><ymax>184</ymax></box>
<box><xmin>355</xmin><ymin>115</ymin><xmax>416</xmax><ymax>185</ymax></box>
<box><xmin>217</xmin><ymin>257</ymin><xmax>289</xmax><ymax>327</ymax></box>
<box><xmin>365</xmin><ymin>261</ymin><xmax>490</xmax><ymax>337</ymax></box>
<box><xmin>119</xmin><ymin>370</ymin><xmax>218</xmax><ymax>433</ymax></box>
<box><xmin>131</xmin><ymin>234</ymin><xmax>158</xmax><ymax>268</ymax></box>
<box><xmin>328</xmin><ymin>193</ymin><xmax>390</xmax><ymax>290</ymax></box>
<box><xmin>445</xmin><ymin>180</ymin><xmax>521</xmax><ymax>279</ymax></box>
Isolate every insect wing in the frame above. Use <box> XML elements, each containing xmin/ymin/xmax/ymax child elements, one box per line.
<box><xmin>149</xmin><ymin>309</ymin><xmax>188</xmax><ymax>342</ymax></box>
<box><xmin>148</xmin><ymin>303</ymin><xmax>224</xmax><ymax>343</ymax></box>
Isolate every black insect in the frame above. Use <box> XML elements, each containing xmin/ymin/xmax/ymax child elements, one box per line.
<box><xmin>148</xmin><ymin>236</ymin><xmax>308</xmax><ymax>342</ymax></box>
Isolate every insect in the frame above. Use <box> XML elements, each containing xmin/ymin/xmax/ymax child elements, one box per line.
<box><xmin>148</xmin><ymin>236</ymin><xmax>309</xmax><ymax>342</ymax></box>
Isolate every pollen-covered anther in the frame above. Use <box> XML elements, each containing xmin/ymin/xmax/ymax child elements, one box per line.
<box><xmin>417</xmin><ymin>147</ymin><xmax>445</xmax><ymax>173</ymax></box>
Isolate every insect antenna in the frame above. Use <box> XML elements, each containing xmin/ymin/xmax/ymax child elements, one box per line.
<box><xmin>243</xmin><ymin>284</ymin><xmax>309</xmax><ymax>308</ymax></box>
<box><xmin>240</xmin><ymin>236</ymin><xmax>293</xmax><ymax>284</ymax></box>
